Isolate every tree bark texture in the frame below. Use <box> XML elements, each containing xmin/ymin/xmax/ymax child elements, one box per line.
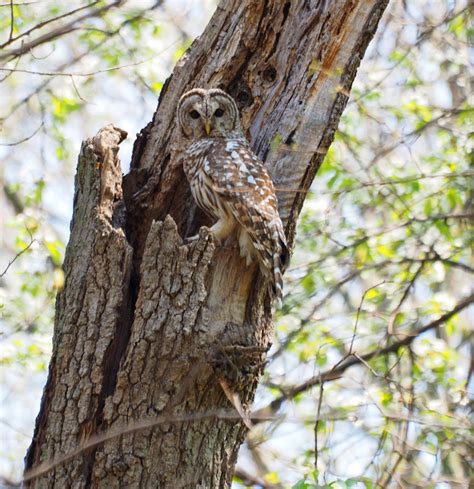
<box><xmin>25</xmin><ymin>1</ymin><xmax>389</xmax><ymax>487</ymax></box>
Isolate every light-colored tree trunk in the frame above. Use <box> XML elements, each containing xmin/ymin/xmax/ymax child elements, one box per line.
<box><xmin>25</xmin><ymin>1</ymin><xmax>389</xmax><ymax>487</ymax></box>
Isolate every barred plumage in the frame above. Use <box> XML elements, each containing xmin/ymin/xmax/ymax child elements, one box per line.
<box><xmin>178</xmin><ymin>88</ymin><xmax>288</xmax><ymax>304</ymax></box>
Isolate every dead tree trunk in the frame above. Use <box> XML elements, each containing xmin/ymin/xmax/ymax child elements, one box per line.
<box><xmin>25</xmin><ymin>1</ymin><xmax>389</xmax><ymax>487</ymax></box>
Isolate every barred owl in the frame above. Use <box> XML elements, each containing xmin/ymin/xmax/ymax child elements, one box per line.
<box><xmin>178</xmin><ymin>88</ymin><xmax>288</xmax><ymax>304</ymax></box>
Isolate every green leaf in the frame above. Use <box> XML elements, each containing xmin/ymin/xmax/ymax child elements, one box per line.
<box><xmin>45</xmin><ymin>240</ymin><xmax>64</xmax><ymax>266</ymax></box>
<box><xmin>32</xmin><ymin>180</ymin><xmax>45</xmax><ymax>205</ymax></box>
<box><xmin>329</xmin><ymin>482</ymin><xmax>348</xmax><ymax>489</ymax></box>
<box><xmin>293</xmin><ymin>481</ymin><xmax>310</xmax><ymax>489</ymax></box>
<box><xmin>151</xmin><ymin>81</ymin><xmax>164</xmax><ymax>94</ymax></box>
<box><xmin>435</xmin><ymin>220</ymin><xmax>451</xmax><ymax>239</ymax></box>
<box><xmin>52</xmin><ymin>97</ymin><xmax>82</xmax><ymax>124</ymax></box>
<box><xmin>301</xmin><ymin>273</ymin><xmax>316</xmax><ymax>294</ymax></box>
<box><xmin>376</xmin><ymin>244</ymin><xmax>395</xmax><ymax>259</ymax></box>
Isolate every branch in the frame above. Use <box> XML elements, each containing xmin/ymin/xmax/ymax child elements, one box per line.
<box><xmin>0</xmin><ymin>1</ymin><xmax>39</xmax><ymax>5</ymax></box>
<box><xmin>234</xmin><ymin>468</ymin><xmax>278</xmax><ymax>489</ymax></box>
<box><xmin>0</xmin><ymin>41</ymin><xmax>180</xmax><ymax>78</ymax></box>
<box><xmin>256</xmin><ymin>292</ymin><xmax>474</xmax><ymax>418</ymax></box>
<box><xmin>1</xmin><ymin>10</ymin><xmax>169</xmax><ymax>124</ymax></box>
<box><xmin>387</xmin><ymin>261</ymin><xmax>425</xmax><ymax>335</ymax></box>
<box><xmin>0</xmin><ymin>1</ymin><xmax>99</xmax><ymax>49</ymax></box>
<box><xmin>274</xmin><ymin>254</ymin><xmax>472</xmax><ymax>362</ymax></box>
<box><xmin>22</xmin><ymin>409</ymin><xmax>276</xmax><ymax>484</ymax></box>
<box><xmin>351</xmin><ymin>5</ymin><xmax>472</xmax><ymax>104</ymax></box>
<box><xmin>0</xmin><ymin>229</ymin><xmax>36</xmax><ymax>278</ymax></box>
<box><xmin>0</xmin><ymin>0</ymin><xmax>124</xmax><ymax>61</ymax></box>
<box><xmin>326</xmin><ymin>170</ymin><xmax>474</xmax><ymax>197</ymax></box>
<box><xmin>0</xmin><ymin>475</ymin><xmax>20</xmax><ymax>488</ymax></box>
<box><xmin>369</xmin><ymin>107</ymin><xmax>474</xmax><ymax>168</ymax></box>
<box><xmin>7</xmin><ymin>0</ymin><xmax>14</xmax><ymax>43</ymax></box>
<box><xmin>0</xmin><ymin>121</ymin><xmax>44</xmax><ymax>146</ymax></box>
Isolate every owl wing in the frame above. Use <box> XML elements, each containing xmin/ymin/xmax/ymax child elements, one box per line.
<box><xmin>203</xmin><ymin>140</ymin><xmax>288</xmax><ymax>298</ymax></box>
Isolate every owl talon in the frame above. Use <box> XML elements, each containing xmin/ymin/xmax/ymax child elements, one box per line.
<box><xmin>184</xmin><ymin>234</ymin><xmax>199</xmax><ymax>244</ymax></box>
<box><xmin>209</xmin><ymin>218</ymin><xmax>236</xmax><ymax>243</ymax></box>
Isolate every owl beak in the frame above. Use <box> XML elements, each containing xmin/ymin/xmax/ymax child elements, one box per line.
<box><xmin>204</xmin><ymin>120</ymin><xmax>212</xmax><ymax>136</ymax></box>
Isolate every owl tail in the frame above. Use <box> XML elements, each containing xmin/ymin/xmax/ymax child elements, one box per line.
<box><xmin>271</xmin><ymin>235</ymin><xmax>289</xmax><ymax>308</ymax></box>
<box><xmin>273</xmin><ymin>254</ymin><xmax>284</xmax><ymax>308</ymax></box>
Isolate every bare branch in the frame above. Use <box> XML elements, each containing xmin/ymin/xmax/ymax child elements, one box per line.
<box><xmin>0</xmin><ymin>0</ymin><xmax>124</xmax><ymax>61</ymax></box>
<box><xmin>388</xmin><ymin>261</ymin><xmax>425</xmax><ymax>335</ymax></box>
<box><xmin>350</xmin><ymin>281</ymin><xmax>386</xmax><ymax>354</ymax></box>
<box><xmin>0</xmin><ymin>1</ymin><xmax>99</xmax><ymax>49</ymax></box>
<box><xmin>22</xmin><ymin>409</ymin><xmax>275</xmax><ymax>484</ymax></box>
<box><xmin>351</xmin><ymin>5</ymin><xmax>472</xmax><ymax>104</ymax></box>
<box><xmin>219</xmin><ymin>379</ymin><xmax>253</xmax><ymax>430</ymax></box>
<box><xmin>7</xmin><ymin>0</ymin><xmax>14</xmax><ymax>43</ymax></box>
<box><xmin>234</xmin><ymin>468</ymin><xmax>278</xmax><ymax>489</ymax></box>
<box><xmin>0</xmin><ymin>228</ymin><xmax>36</xmax><ymax>278</ymax></box>
<box><xmin>0</xmin><ymin>40</ymin><xmax>180</xmax><ymax>77</ymax></box>
<box><xmin>314</xmin><ymin>376</ymin><xmax>324</xmax><ymax>471</ymax></box>
<box><xmin>0</xmin><ymin>121</ymin><xmax>44</xmax><ymax>146</ymax></box>
<box><xmin>256</xmin><ymin>292</ymin><xmax>474</xmax><ymax>418</ymax></box>
<box><xmin>0</xmin><ymin>1</ymin><xmax>39</xmax><ymax>5</ymax></box>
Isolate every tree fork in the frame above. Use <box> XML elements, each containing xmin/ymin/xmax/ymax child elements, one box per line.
<box><xmin>25</xmin><ymin>1</ymin><xmax>389</xmax><ymax>487</ymax></box>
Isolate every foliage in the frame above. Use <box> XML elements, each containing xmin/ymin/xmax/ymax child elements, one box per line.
<box><xmin>261</xmin><ymin>2</ymin><xmax>473</xmax><ymax>486</ymax></box>
<box><xmin>0</xmin><ymin>0</ymin><xmax>472</xmax><ymax>487</ymax></box>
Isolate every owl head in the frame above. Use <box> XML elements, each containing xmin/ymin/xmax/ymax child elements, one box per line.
<box><xmin>177</xmin><ymin>88</ymin><xmax>242</xmax><ymax>139</ymax></box>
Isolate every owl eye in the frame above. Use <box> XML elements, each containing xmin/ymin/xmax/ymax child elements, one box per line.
<box><xmin>214</xmin><ymin>108</ymin><xmax>224</xmax><ymax>118</ymax></box>
<box><xmin>190</xmin><ymin>110</ymin><xmax>200</xmax><ymax>119</ymax></box>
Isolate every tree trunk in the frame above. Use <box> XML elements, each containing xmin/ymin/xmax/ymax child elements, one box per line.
<box><xmin>25</xmin><ymin>1</ymin><xmax>389</xmax><ymax>487</ymax></box>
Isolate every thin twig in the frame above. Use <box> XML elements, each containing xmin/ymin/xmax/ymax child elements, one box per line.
<box><xmin>22</xmin><ymin>409</ymin><xmax>276</xmax><ymax>484</ymax></box>
<box><xmin>254</xmin><ymin>292</ymin><xmax>474</xmax><ymax>419</ymax></box>
<box><xmin>0</xmin><ymin>1</ymin><xmax>40</xmax><ymax>6</ymax></box>
<box><xmin>234</xmin><ymin>467</ymin><xmax>278</xmax><ymax>489</ymax></box>
<box><xmin>314</xmin><ymin>374</ymin><xmax>324</xmax><ymax>471</ymax></box>
<box><xmin>0</xmin><ymin>40</ymin><xmax>181</xmax><ymax>77</ymax></box>
<box><xmin>7</xmin><ymin>0</ymin><xmax>14</xmax><ymax>42</ymax></box>
<box><xmin>0</xmin><ymin>0</ymin><xmax>123</xmax><ymax>61</ymax></box>
<box><xmin>387</xmin><ymin>261</ymin><xmax>425</xmax><ymax>335</ymax></box>
<box><xmin>350</xmin><ymin>281</ymin><xmax>386</xmax><ymax>354</ymax></box>
<box><xmin>219</xmin><ymin>378</ymin><xmax>253</xmax><ymax>430</ymax></box>
<box><xmin>1</xmin><ymin>1</ymin><xmax>99</xmax><ymax>48</ymax></box>
<box><xmin>0</xmin><ymin>228</ymin><xmax>36</xmax><ymax>278</ymax></box>
<box><xmin>0</xmin><ymin>121</ymin><xmax>44</xmax><ymax>146</ymax></box>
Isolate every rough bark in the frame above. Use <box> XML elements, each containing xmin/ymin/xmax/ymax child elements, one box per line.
<box><xmin>25</xmin><ymin>1</ymin><xmax>389</xmax><ymax>487</ymax></box>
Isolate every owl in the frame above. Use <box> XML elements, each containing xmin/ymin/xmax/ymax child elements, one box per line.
<box><xmin>177</xmin><ymin>88</ymin><xmax>288</xmax><ymax>304</ymax></box>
